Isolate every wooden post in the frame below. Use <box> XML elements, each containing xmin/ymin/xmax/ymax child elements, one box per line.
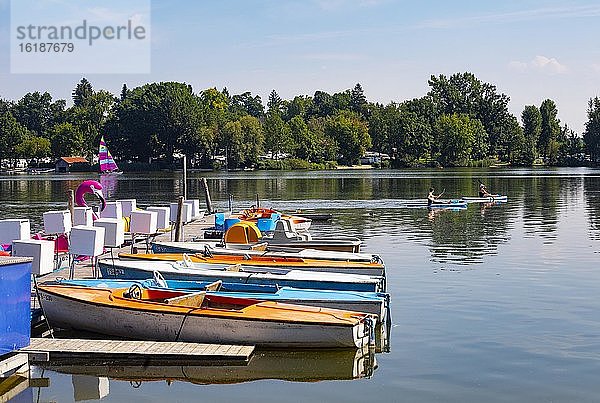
<box><xmin>201</xmin><ymin>178</ymin><xmax>213</xmax><ymax>214</ymax></box>
<box><xmin>68</xmin><ymin>190</ymin><xmax>75</xmax><ymax>225</ymax></box>
<box><xmin>182</xmin><ymin>155</ymin><xmax>187</xmax><ymax>200</ymax></box>
<box><xmin>174</xmin><ymin>196</ymin><xmax>184</xmax><ymax>242</ymax></box>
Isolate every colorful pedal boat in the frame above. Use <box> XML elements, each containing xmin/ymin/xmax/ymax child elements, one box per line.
<box><xmin>233</xmin><ymin>207</ymin><xmax>312</xmax><ymax>231</ymax></box>
<box><xmin>37</xmin><ymin>284</ymin><xmax>375</xmax><ymax>348</ymax></box>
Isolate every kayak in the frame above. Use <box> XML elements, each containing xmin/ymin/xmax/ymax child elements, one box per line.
<box><xmin>462</xmin><ymin>195</ymin><xmax>508</xmax><ymax>203</ymax></box>
<box><xmin>427</xmin><ymin>200</ymin><xmax>467</xmax><ymax>209</ymax></box>
<box><xmin>402</xmin><ymin>199</ymin><xmax>467</xmax><ymax>209</ymax></box>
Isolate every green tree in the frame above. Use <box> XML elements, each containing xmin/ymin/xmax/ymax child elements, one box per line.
<box><xmin>110</xmin><ymin>82</ymin><xmax>203</xmax><ymax>163</ymax></box>
<box><xmin>15</xmin><ymin>134</ymin><xmax>50</xmax><ymax>160</ymax></box>
<box><xmin>310</xmin><ymin>91</ymin><xmax>335</xmax><ymax>118</ymax></box>
<box><xmin>72</xmin><ymin>78</ymin><xmax>93</xmax><ymax>107</ymax></box>
<box><xmin>584</xmin><ymin>97</ymin><xmax>600</xmax><ymax>163</ymax></box>
<box><xmin>222</xmin><ymin>116</ymin><xmax>264</xmax><ymax>169</ymax></box>
<box><xmin>50</xmin><ymin>122</ymin><xmax>84</xmax><ymax>157</ymax></box>
<box><xmin>11</xmin><ymin>92</ymin><xmax>66</xmax><ymax>137</ymax></box>
<box><xmin>68</xmin><ymin>89</ymin><xmax>116</xmax><ymax>159</ymax></box>
<box><xmin>521</xmin><ymin>105</ymin><xmax>541</xmax><ymax>154</ymax></box>
<box><xmin>223</xmin><ymin>120</ymin><xmax>243</xmax><ymax>169</ymax></box>
<box><xmin>325</xmin><ymin>111</ymin><xmax>371</xmax><ymax>165</ymax></box>
<box><xmin>307</xmin><ymin>117</ymin><xmax>337</xmax><ymax>162</ymax></box>
<box><xmin>428</xmin><ymin>72</ymin><xmax>513</xmax><ymax>159</ymax></box>
<box><xmin>350</xmin><ymin>83</ymin><xmax>367</xmax><ymax>116</ymax></box>
<box><xmin>369</xmin><ymin>102</ymin><xmax>432</xmax><ymax>166</ymax></box>
<box><xmin>267</xmin><ymin>90</ymin><xmax>283</xmax><ymax>114</ymax></box>
<box><xmin>120</xmin><ymin>84</ymin><xmax>129</xmax><ymax>102</ymax></box>
<box><xmin>264</xmin><ymin>111</ymin><xmax>291</xmax><ymax>159</ymax></box>
<box><xmin>0</xmin><ymin>99</ymin><xmax>11</xmax><ymax>115</ymax></box>
<box><xmin>539</xmin><ymin>99</ymin><xmax>560</xmax><ymax>161</ymax></box>
<box><xmin>557</xmin><ymin>124</ymin><xmax>584</xmax><ymax>166</ymax></box>
<box><xmin>289</xmin><ymin>116</ymin><xmax>316</xmax><ymax>161</ymax></box>
<box><xmin>230</xmin><ymin>92</ymin><xmax>264</xmax><ymax>118</ymax></box>
<box><xmin>0</xmin><ymin>112</ymin><xmax>30</xmax><ymax>166</ymax></box>
<box><xmin>508</xmin><ymin>115</ymin><xmax>534</xmax><ymax>166</ymax></box>
<box><xmin>239</xmin><ymin>115</ymin><xmax>264</xmax><ymax>166</ymax></box>
<box><xmin>284</xmin><ymin>95</ymin><xmax>313</xmax><ymax>121</ymax></box>
<box><xmin>434</xmin><ymin>113</ymin><xmax>486</xmax><ymax>166</ymax></box>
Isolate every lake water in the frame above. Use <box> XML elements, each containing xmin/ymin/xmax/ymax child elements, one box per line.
<box><xmin>3</xmin><ymin>168</ymin><xmax>600</xmax><ymax>402</ymax></box>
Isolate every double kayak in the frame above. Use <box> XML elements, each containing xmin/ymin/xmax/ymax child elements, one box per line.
<box><xmin>462</xmin><ymin>195</ymin><xmax>508</xmax><ymax>203</ymax></box>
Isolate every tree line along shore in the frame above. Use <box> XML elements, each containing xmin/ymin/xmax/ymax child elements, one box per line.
<box><xmin>1</xmin><ymin>72</ymin><xmax>600</xmax><ymax>171</ymax></box>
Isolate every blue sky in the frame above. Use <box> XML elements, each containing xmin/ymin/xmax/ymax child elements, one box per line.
<box><xmin>1</xmin><ymin>0</ymin><xmax>599</xmax><ymax>133</ymax></box>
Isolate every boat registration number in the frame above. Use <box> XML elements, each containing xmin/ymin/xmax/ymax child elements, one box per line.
<box><xmin>106</xmin><ymin>268</ymin><xmax>125</xmax><ymax>276</ymax></box>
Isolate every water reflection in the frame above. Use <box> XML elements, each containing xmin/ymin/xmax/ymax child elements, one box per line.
<box><xmin>584</xmin><ymin>177</ymin><xmax>600</xmax><ymax>240</ymax></box>
<box><xmin>37</xmin><ymin>348</ymin><xmax>377</xmax><ymax>394</ymax></box>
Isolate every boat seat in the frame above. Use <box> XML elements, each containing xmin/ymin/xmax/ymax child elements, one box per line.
<box><xmin>165</xmin><ymin>291</ymin><xmax>206</xmax><ymax>307</ymax></box>
<box><xmin>272</xmin><ymin>219</ymin><xmax>299</xmax><ymax>240</ymax></box>
<box><xmin>249</xmin><ymin>242</ymin><xmax>268</xmax><ymax>251</ymax></box>
<box><xmin>204</xmin><ymin>280</ymin><xmax>223</xmax><ymax>291</ymax></box>
<box><xmin>226</xmin><ymin>264</ymin><xmax>242</xmax><ymax>272</ymax></box>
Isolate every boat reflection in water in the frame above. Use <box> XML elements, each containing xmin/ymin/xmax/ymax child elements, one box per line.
<box><xmin>43</xmin><ymin>347</ymin><xmax>377</xmax><ymax>388</ymax></box>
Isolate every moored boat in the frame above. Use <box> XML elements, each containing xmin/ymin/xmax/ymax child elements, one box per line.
<box><xmin>37</xmin><ymin>284</ymin><xmax>376</xmax><ymax>348</ymax></box>
<box><xmin>151</xmin><ymin>241</ymin><xmax>379</xmax><ymax>262</ymax></box>
<box><xmin>233</xmin><ymin>207</ymin><xmax>312</xmax><ymax>231</ymax></box>
<box><xmin>118</xmin><ymin>252</ymin><xmax>385</xmax><ymax>277</ymax></box>
<box><xmin>98</xmin><ymin>258</ymin><xmax>386</xmax><ymax>292</ymax></box>
<box><xmin>224</xmin><ymin>221</ymin><xmax>363</xmax><ymax>253</ymax></box>
<box><xmin>55</xmin><ymin>277</ymin><xmax>390</xmax><ymax>320</ymax></box>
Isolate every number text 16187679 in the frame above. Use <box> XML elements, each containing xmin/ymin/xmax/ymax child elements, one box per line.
<box><xmin>18</xmin><ymin>42</ymin><xmax>74</xmax><ymax>52</ymax></box>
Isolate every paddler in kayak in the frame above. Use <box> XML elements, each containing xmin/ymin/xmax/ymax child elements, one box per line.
<box><xmin>427</xmin><ymin>187</ymin><xmax>450</xmax><ymax>206</ymax></box>
<box><xmin>479</xmin><ymin>183</ymin><xmax>492</xmax><ymax>198</ymax></box>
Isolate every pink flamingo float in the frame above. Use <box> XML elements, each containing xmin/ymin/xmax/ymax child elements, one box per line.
<box><xmin>75</xmin><ymin>180</ymin><xmax>107</xmax><ymax>219</ymax></box>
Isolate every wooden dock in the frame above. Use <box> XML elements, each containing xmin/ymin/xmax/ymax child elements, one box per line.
<box><xmin>21</xmin><ymin>338</ymin><xmax>254</xmax><ymax>366</ymax></box>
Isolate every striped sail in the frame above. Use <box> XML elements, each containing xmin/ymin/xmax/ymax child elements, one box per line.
<box><xmin>99</xmin><ymin>136</ymin><xmax>119</xmax><ymax>173</ymax></box>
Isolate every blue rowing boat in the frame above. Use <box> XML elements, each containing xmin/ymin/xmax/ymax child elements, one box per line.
<box><xmin>98</xmin><ymin>258</ymin><xmax>386</xmax><ymax>292</ymax></box>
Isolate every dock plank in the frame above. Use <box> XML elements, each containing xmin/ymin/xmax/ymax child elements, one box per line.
<box><xmin>21</xmin><ymin>338</ymin><xmax>253</xmax><ymax>365</ymax></box>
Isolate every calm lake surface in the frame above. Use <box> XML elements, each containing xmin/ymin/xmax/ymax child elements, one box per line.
<box><xmin>3</xmin><ymin>168</ymin><xmax>600</xmax><ymax>402</ymax></box>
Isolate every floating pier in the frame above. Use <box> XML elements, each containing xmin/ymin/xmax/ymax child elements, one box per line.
<box><xmin>21</xmin><ymin>338</ymin><xmax>254</xmax><ymax>366</ymax></box>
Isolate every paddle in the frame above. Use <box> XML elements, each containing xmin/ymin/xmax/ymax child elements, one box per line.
<box><xmin>436</xmin><ymin>188</ymin><xmax>449</xmax><ymax>204</ymax></box>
